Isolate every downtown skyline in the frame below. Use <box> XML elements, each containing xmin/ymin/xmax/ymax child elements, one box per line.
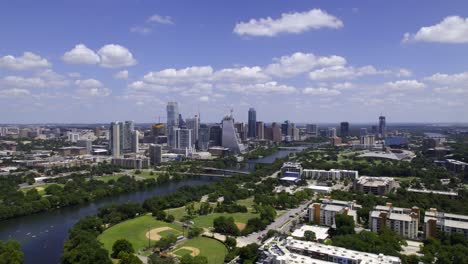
<box><xmin>1</xmin><ymin>0</ymin><xmax>468</xmax><ymax>124</ymax></box>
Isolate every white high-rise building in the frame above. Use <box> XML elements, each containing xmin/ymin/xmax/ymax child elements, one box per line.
<box><xmin>174</xmin><ymin>128</ymin><xmax>192</xmax><ymax>150</ymax></box>
<box><xmin>131</xmin><ymin>130</ymin><xmax>139</xmax><ymax>153</ymax></box>
<box><xmin>109</xmin><ymin>121</ymin><xmax>138</xmax><ymax>157</ymax></box>
<box><xmin>221</xmin><ymin>111</ymin><xmax>246</xmax><ymax>154</ymax></box>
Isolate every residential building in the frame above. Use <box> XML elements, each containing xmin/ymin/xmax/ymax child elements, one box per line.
<box><xmin>369</xmin><ymin>203</ymin><xmax>419</xmax><ymax>239</ymax></box>
<box><xmin>174</xmin><ymin>128</ymin><xmax>192</xmax><ymax>150</ymax></box>
<box><xmin>445</xmin><ymin>159</ymin><xmax>468</xmax><ymax>173</ymax></box>
<box><xmin>328</xmin><ymin>127</ymin><xmax>337</xmax><ymax>138</ymax></box>
<box><xmin>354</xmin><ymin>176</ymin><xmax>397</xmax><ymax>195</ymax></box>
<box><xmin>360</xmin><ymin>135</ymin><xmax>375</xmax><ymax>146</ymax></box>
<box><xmin>424</xmin><ymin>208</ymin><xmax>468</xmax><ymax>238</ymax></box>
<box><xmin>330</xmin><ymin>137</ymin><xmax>342</xmax><ymax>146</ymax></box>
<box><xmin>149</xmin><ymin>144</ymin><xmax>162</xmax><ymax>165</ymax></box>
<box><xmin>209</xmin><ymin>124</ymin><xmax>222</xmax><ymax>146</ymax></box>
<box><xmin>309</xmin><ymin>197</ymin><xmax>361</xmax><ymax>227</ymax></box>
<box><xmin>248</xmin><ymin>107</ymin><xmax>256</xmax><ymax>138</ymax></box>
<box><xmin>109</xmin><ymin>121</ymin><xmax>137</xmax><ymax>157</ymax></box>
<box><xmin>306</xmin><ymin>124</ymin><xmax>318</xmax><ymax>136</ymax></box>
<box><xmin>111</xmin><ymin>157</ymin><xmax>149</xmax><ymax>169</ymax></box>
<box><xmin>281</xmin><ymin>162</ymin><xmax>303</xmax><ymax>178</ymax></box>
<box><xmin>258</xmin><ymin>237</ymin><xmax>401</xmax><ymax>264</ymax></box>
<box><xmin>303</xmin><ymin>169</ymin><xmax>358</xmax><ymax>181</ymax></box>
<box><xmin>186</xmin><ymin>115</ymin><xmax>199</xmax><ymax>145</ymax></box>
<box><xmin>271</xmin><ymin>122</ymin><xmax>282</xmax><ymax>142</ymax></box>
<box><xmin>166</xmin><ymin>102</ymin><xmax>179</xmax><ymax>147</ymax></box>
<box><xmin>234</xmin><ymin>122</ymin><xmax>246</xmax><ymax>141</ymax></box>
<box><xmin>256</xmin><ymin>121</ymin><xmax>265</xmax><ymax>139</ymax></box>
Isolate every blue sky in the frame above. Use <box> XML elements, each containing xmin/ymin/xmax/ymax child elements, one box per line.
<box><xmin>1</xmin><ymin>0</ymin><xmax>468</xmax><ymax>124</ymax></box>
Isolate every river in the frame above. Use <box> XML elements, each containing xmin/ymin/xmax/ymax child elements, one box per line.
<box><xmin>0</xmin><ymin>178</ymin><xmax>217</xmax><ymax>264</ymax></box>
<box><xmin>0</xmin><ymin>146</ymin><xmax>312</xmax><ymax>263</ymax></box>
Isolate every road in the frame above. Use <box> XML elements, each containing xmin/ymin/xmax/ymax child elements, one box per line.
<box><xmin>236</xmin><ymin>202</ymin><xmax>309</xmax><ymax>247</ymax></box>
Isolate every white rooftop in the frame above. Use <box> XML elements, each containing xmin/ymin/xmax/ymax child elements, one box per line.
<box><xmin>291</xmin><ymin>225</ymin><xmax>330</xmax><ymax>241</ymax></box>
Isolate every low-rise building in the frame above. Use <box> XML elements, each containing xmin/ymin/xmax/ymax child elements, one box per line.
<box><xmin>303</xmin><ymin>169</ymin><xmax>358</xmax><ymax>181</ymax></box>
<box><xmin>111</xmin><ymin>157</ymin><xmax>149</xmax><ymax>169</ymax></box>
<box><xmin>354</xmin><ymin>176</ymin><xmax>397</xmax><ymax>195</ymax></box>
<box><xmin>424</xmin><ymin>208</ymin><xmax>468</xmax><ymax>238</ymax></box>
<box><xmin>445</xmin><ymin>159</ymin><xmax>468</xmax><ymax>173</ymax></box>
<box><xmin>291</xmin><ymin>225</ymin><xmax>330</xmax><ymax>241</ymax></box>
<box><xmin>281</xmin><ymin>162</ymin><xmax>303</xmax><ymax>178</ymax></box>
<box><xmin>369</xmin><ymin>203</ymin><xmax>419</xmax><ymax>239</ymax></box>
<box><xmin>258</xmin><ymin>237</ymin><xmax>401</xmax><ymax>264</ymax></box>
<box><xmin>309</xmin><ymin>197</ymin><xmax>361</xmax><ymax>227</ymax></box>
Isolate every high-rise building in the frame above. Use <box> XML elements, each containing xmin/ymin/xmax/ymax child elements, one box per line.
<box><xmin>198</xmin><ymin>124</ymin><xmax>210</xmax><ymax>150</ymax></box>
<box><xmin>77</xmin><ymin>139</ymin><xmax>92</xmax><ymax>154</ymax></box>
<box><xmin>131</xmin><ymin>130</ymin><xmax>139</xmax><ymax>153</ymax></box>
<box><xmin>178</xmin><ymin>113</ymin><xmax>186</xmax><ymax>128</ymax></box>
<box><xmin>328</xmin><ymin>128</ymin><xmax>337</xmax><ymax>138</ymax></box>
<box><xmin>234</xmin><ymin>122</ymin><xmax>246</xmax><ymax>141</ymax></box>
<box><xmin>209</xmin><ymin>124</ymin><xmax>222</xmax><ymax>146</ymax></box>
<box><xmin>281</xmin><ymin>120</ymin><xmax>290</xmax><ymax>136</ymax></box>
<box><xmin>166</xmin><ymin>102</ymin><xmax>179</xmax><ymax>147</ymax></box>
<box><xmin>186</xmin><ymin>115</ymin><xmax>199</xmax><ymax>145</ymax></box>
<box><xmin>360</xmin><ymin>128</ymin><xmax>368</xmax><ymax>137</ymax></box>
<box><xmin>149</xmin><ymin>144</ymin><xmax>162</xmax><ymax>165</ymax></box>
<box><xmin>340</xmin><ymin>122</ymin><xmax>349</xmax><ymax>137</ymax></box>
<box><xmin>379</xmin><ymin>115</ymin><xmax>386</xmax><ymax>138</ymax></box>
<box><xmin>272</xmin><ymin>122</ymin><xmax>282</xmax><ymax>142</ymax></box>
<box><xmin>360</xmin><ymin>135</ymin><xmax>375</xmax><ymax>146</ymax></box>
<box><xmin>109</xmin><ymin>121</ymin><xmax>138</xmax><ymax>157</ymax></box>
<box><xmin>256</xmin><ymin>121</ymin><xmax>264</xmax><ymax>139</ymax></box>
<box><xmin>248</xmin><ymin>108</ymin><xmax>256</xmax><ymax>138</ymax></box>
<box><xmin>110</xmin><ymin>122</ymin><xmax>121</xmax><ymax>157</ymax></box>
<box><xmin>306</xmin><ymin>124</ymin><xmax>318</xmax><ymax>136</ymax></box>
<box><xmin>222</xmin><ymin>111</ymin><xmax>246</xmax><ymax>154</ymax></box>
<box><xmin>174</xmin><ymin>128</ymin><xmax>192</xmax><ymax>150</ymax></box>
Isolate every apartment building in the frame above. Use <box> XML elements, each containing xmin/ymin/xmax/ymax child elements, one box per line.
<box><xmin>309</xmin><ymin>197</ymin><xmax>361</xmax><ymax>227</ymax></box>
<box><xmin>369</xmin><ymin>203</ymin><xmax>420</xmax><ymax>239</ymax></box>
<box><xmin>424</xmin><ymin>208</ymin><xmax>468</xmax><ymax>238</ymax></box>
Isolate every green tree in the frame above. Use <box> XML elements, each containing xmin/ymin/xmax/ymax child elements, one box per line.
<box><xmin>148</xmin><ymin>254</ymin><xmax>176</xmax><ymax>264</ymax></box>
<box><xmin>225</xmin><ymin>236</ymin><xmax>237</xmax><ymax>251</ymax></box>
<box><xmin>0</xmin><ymin>240</ymin><xmax>23</xmax><ymax>264</ymax></box>
<box><xmin>304</xmin><ymin>230</ymin><xmax>316</xmax><ymax>241</ymax></box>
<box><xmin>112</xmin><ymin>239</ymin><xmax>135</xmax><ymax>259</ymax></box>
<box><xmin>118</xmin><ymin>252</ymin><xmax>143</xmax><ymax>264</ymax></box>
<box><xmin>334</xmin><ymin>213</ymin><xmax>355</xmax><ymax>236</ymax></box>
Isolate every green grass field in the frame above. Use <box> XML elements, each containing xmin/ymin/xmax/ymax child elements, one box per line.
<box><xmin>173</xmin><ymin>248</ymin><xmax>193</xmax><ymax>257</ymax></box>
<box><xmin>98</xmin><ymin>215</ymin><xmax>183</xmax><ymax>253</ymax></box>
<box><xmin>21</xmin><ymin>184</ymin><xmax>64</xmax><ymax>195</ymax></box>
<box><xmin>132</xmin><ymin>169</ymin><xmax>160</xmax><ymax>179</ymax></box>
<box><xmin>173</xmin><ymin>237</ymin><xmax>227</xmax><ymax>264</ymax></box>
<box><xmin>395</xmin><ymin>176</ymin><xmax>418</xmax><ymax>182</ymax></box>
<box><xmin>236</xmin><ymin>197</ymin><xmax>256</xmax><ymax>212</ymax></box>
<box><xmin>192</xmin><ymin>212</ymin><xmax>258</xmax><ymax>229</ymax></box>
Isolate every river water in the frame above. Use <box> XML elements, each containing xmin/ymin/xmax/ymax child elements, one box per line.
<box><xmin>0</xmin><ymin>178</ymin><xmax>217</xmax><ymax>264</ymax></box>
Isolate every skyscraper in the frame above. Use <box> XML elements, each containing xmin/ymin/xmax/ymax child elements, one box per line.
<box><xmin>174</xmin><ymin>128</ymin><xmax>192</xmax><ymax>150</ymax></box>
<box><xmin>131</xmin><ymin>130</ymin><xmax>139</xmax><ymax>153</ymax></box>
<box><xmin>281</xmin><ymin>120</ymin><xmax>290</xmax><ymax>136</ymax></box>
<box><xmin>248</xmin><ymin>108</ymin><xmax>256</xmax><ymax>138</ymax></box>
<box><xmin>272</xmin><ymin>122</ymin><xmax>282</xmax><ymax>142</ymax></box>
<box><xmin>222</xmin><ymin>111</ymin><xmax>246</xmax><ymax>154</ymax></box>
<box><xmin>256</xmin><ymin>121</ymin><xmax>264</xmax><ymax>140</ymax></box>
<box><xmin>186</xmin><ymin>115</ymin><xmax>199</xmax><ymax>145</ymax></box>
<box><xmin>198</xmin><ymin>124</ymin><xmax>210</xmax><ymax>150</ymax></box>
<box><xmin>166</xmin><ymin>102</ymin><xmax>179</xmax><ymax>147</ymax></box>
<box><xmin>340</xmin><ymin>122</ymin><xmax>349</xmax><ymax>138</ymax></box>
<box><xmin>360</xmin><ymin>128</ymin><xmax>368</xmax><ymax>137</ymax></box>
<box><xmin>209</xmin><ymin>124</ymin><xmax>222</xmax><ymax>146</ymax></box>
<box><xmin>109</xmin><ymin>121</ymin><xmax>138</xmax><ymax>157</ymax></box>
<box><xmin>328</xmin><ymin>128</ymin><xmax>337</xmax><ymax>138</ymax></box>
<box><xmin>110</xmin><ymin>122</ymin><xmax>120</xmax><ymax>157</ymax></box>
<box><xmin>379</xmin><ymin>115</ymin><xmax>386</xmax><ymax>138</ymax></box>
<box><xmin>306</xmin><ymin>124</ymin><xmax>318</xmax><ymax>136</ymax></box>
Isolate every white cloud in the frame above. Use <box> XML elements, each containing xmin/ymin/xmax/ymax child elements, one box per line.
<box><xmin>98</xmin><ymin>44</ymin><xmax>137</xmax><ymax>68</ymax></box>
<box><xmin>424</xmin><ymin>72</ymin><xmax>468</xmax><ymax>85</ymax></box>
<box><xmin>214</xmin><ymin>66</ymin><xmax>269</xmax><ymax>82</ymax></box>
<box><xmin>130</xmin><ymin>26</ymin><xmax>152</xmax><ymax>35</ymax></box>
<box><xmin>128</xmin><ymin>81</ymin><xmax>171</xmax><ymax>93</ymax></box>
<box><xmin>234</xmin><ymin>9</ymin><xmax>343</xmax><ymax>37</ymax></box>
<box><xmin>384</xmin><ymin>80</ymin><xmax>426</xmax><ymax>91</ymax></box>
<box><xmin>433</xmin><ymin>86</ymin><xmax>468</xmax><ymax>94</ymax></box>
<box><xmin>198</xmin><ymin>96</ymin><xmax>210</xmax><ymax>102</ymax></box>
<box><xmin>75</xmin><ymin>79</ymin><xmax>110</xmax><ymax>97</ymax></box>
<box><xmin>309</xmin><ymin>65</ymin><xmax>386</xmax><ymax>80</ymax></box>
<box><xmin>222</xmin><ymin>81</ymin><xmax>297</xmax><ymax>94</ymax></box>
<box><xmin>0</xmin><ymin>70</ymin><xmax>69</xmax><ymax>89</ymax></box>
<box><xmin>302</xmin><ymin>87</ymin><xmax>341</xmax><ymax>96</ymax></box>
<box><xmin>0</xmin><ymin>52</ymin><xmax>50</xmax><ymax>70</ymax></box>
<box><xmin>114</xmin><ymin>70</ymin><xmax>129</xmax><ymax>80</ymax></box>
<box><xmin>0</xmin><ymin>88</ymin><xmax>31</xmax><ymax>98</ymax></box>
<box><xmin>397</xmin><ymin>68</ymin><xmax>412</xmax><ymax>77</ymax></box>
<box><xmin>332</xmin><ymin>82</ymin><xmax>354</xmax><ymax>90</ymax></box>
<box><xmin>265</xmin><ymin>52</ymin><xmax>346</xmax><ymax>77</ymax></box>
<box><xmin>147</xmin><ymin>14</ymin><xmax>174</xmax><ymax>24</ymax></box>
<box><xmin>62</xmin><ymin>44</ymin><xmax>100</xmax><ymax>65</ymax></box>
<box><xmin>403</xmin><ymin>16</ymin><xmax>468</xmax><ymax>43</ymax></box>
<box><xmin>143</xmin><ymin>66</ymin><xmax>213</xmax><ymax>84</ymax></box>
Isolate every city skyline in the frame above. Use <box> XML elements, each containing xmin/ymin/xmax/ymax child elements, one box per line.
<box><xmin>1</xmin><ymin>0</ymin><xmax>468</xmax><ymax>123</ymax></box>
